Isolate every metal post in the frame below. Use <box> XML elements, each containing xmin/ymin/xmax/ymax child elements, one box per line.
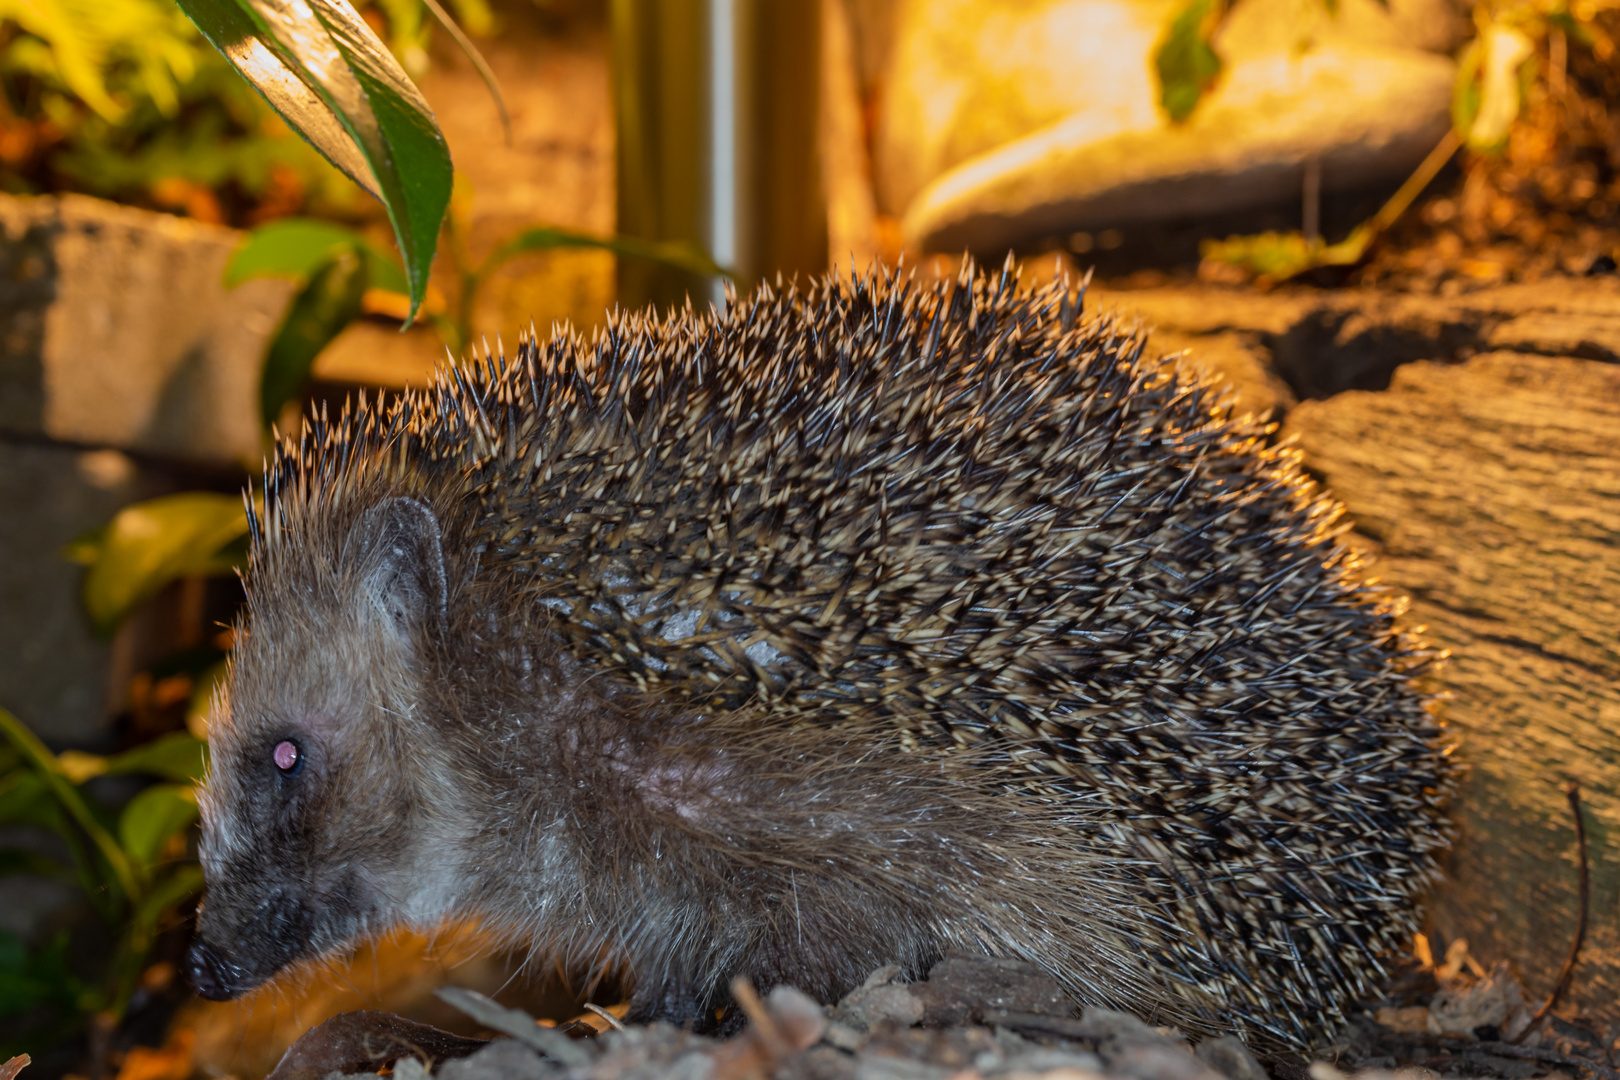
<box><xmin>611</xmin><ymin>0</ymin><xmax>825</xmax><ymax>315</ymax></box>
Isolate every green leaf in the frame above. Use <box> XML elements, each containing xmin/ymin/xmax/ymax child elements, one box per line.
<box><xmin>0</xmin><ymin>774</ymin><xmax>112</xmax><ymax>918</ymax></box>
<box><xmin>0</xmin><ymin>770</ymin><xmax>64</xmax><ymax>831</ymax></box>
<box><xmin>81</xmin><ymin>493</ymin><xmax>248</xmax><ymax>635</ymax></box>
<box><xmin>1199</xmin><ymin>229</ymin><xmax>1363</xmax><ymax>281</ymax></box>
<box><xmin>171</xmin><ymin>1</ymin><xmax>375</xmax><ymax>192</ymax></box>
<box><xmin>225</xmin><ymin>218</ymin><xmax>408</xmax><ymax>293</ymax></box>
<box><xmin>56</xmin><ymin>749</ymin><xmax>108</xmax><ymax>784</ymax></box>
<box><xmin>1547</xmin><ymin>11</ymin><xmax>1595</xmax><ymax>49</ymax></box>
<box><xmin>483</xmin><ymin>227</ymin><xmax>733</xmax><ymax>282</ymax></box>
<box><xmin>61</xmin><ymin>523</ymin><xmax>109</xmax><ymax>567</ymax></box>
<box><xmin>419</xmin><ymin>0</ymin><xmax>509</xmax><ymax>143</ymax></box>
<box><xmin>1</xmin><ymin>0</ymin><xmax>126</xmax><ymax>121</ymax></box>
<box><xmin>0</xmin><ymin>709</ymin><xmax>136</xmax><ymax>905</ymax></box>
<box><xmin>103</xmin><ymin>863</ymin><xmax>206</xmax><ymax>1021</ymax></box>
<box><xmin>261</xmin><ymin>245</ymin><xmax>369</xmax><ymax>427</ymax></box>
<box><xmin>174</xmin><ymin>0</ymin><xmax>451</xmax><ymax>318</ymax></box>
<box><xmin>118</xmin><ymin>785</ymin><xmax>199</xmax><ymax>869</ymax></box>
<box><xmin>103</xmin><ymin>733</ymin><xmax>209</xmax><ymax>785</ymax></box>
<box><xmin>1155</xmin><ymin>0</ymin><xmax>1225</xmax><ymax>123</ymax></box>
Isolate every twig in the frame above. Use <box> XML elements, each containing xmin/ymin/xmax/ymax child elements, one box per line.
<box><xmin>583</xmin><ymin>1003</ymin><xmax>627</xmax><ymax>1032</ymax></box>
<box><xmin>730</xmin><ymin>976</ymin><xmax>789</xmax><ymax>1060</ymax></box>
<box><xmin>1367</xmin><ymin>128</ymin><xmax>1461</xmax><ymax>236</ymax></box>
<box><xmin>1377</xmin><ymin>1033</ymin><xmax>1620</xmax><ymax>1080</ymax></box>
<box><xmin>1515</xmin><ymin>782</ymin><xmax>1589</xmax><ymax>1041</ymax></box>
<box><xmin>418</xmin><ymin>0</ymin><xmax>512</xmax><ymax>146</ymax></box>
<box><xmin>983</xmin><ymin>1010</ymin><xmax>1093</xmax><ymax>1041</ymax></box>
<box><xmin>1470</xmin><ymin>1040</ymin><xmax>1620</xmax><ymax>1080</ymax></box>
<box><xmin>1303</xmin><ymin>157</ymin><xmax>1321</xmax><ymax>243</ymax></box>
<box><xmin>0</xmin><ymin>1055</ymin><xmax>29</xmax><ymax>1080</ymax></box>
<box><xmin>435</xmin><ymin>987</ymin><xmax>593</xmax><ymax>1067</ymax></box>
<box><xmin>1551</xmin><ymin>28</ymin><xmax>1567</xmax><ymax>101</ymax></box>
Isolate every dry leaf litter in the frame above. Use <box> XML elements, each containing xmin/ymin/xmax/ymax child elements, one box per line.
<box><xmin>241</xmin><ymin>953</ymin><xmax>1620</xmax><ymax>1080</ymax></box>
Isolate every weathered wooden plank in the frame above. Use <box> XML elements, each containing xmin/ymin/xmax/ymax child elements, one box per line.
<box><xmin>1281</xmin><ymin>350</ymin><xmax>1620</xmax><ymax>1020</ymax></box>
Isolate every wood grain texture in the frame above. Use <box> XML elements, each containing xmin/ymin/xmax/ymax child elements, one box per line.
<box><xmin>1282</xmin><ymin>350</ymin><xmax>1620</xmax><ymax>1021</ymax></box>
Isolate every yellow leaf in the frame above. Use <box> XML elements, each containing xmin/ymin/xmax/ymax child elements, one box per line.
<box><xmin>56</xmin><ymin>749</ymin><xmax>108</xmax><ymax>784</ymax></box>
<box><xmin>1468</xmin><ymin>24</ymin><xmax>1532</xmax><ymax>150</ymax></box>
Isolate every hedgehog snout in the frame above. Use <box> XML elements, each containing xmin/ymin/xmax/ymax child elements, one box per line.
<box><xmin>185</xmin><ymin>937</ymin><xmax>253</xmax><ymax>1000</ymax></box>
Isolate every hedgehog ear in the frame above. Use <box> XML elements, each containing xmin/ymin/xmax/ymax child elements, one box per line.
<box><xmin>354</xmin><ymin>497</ymin><xmax>447</xmax><ymax>643</ymax></box>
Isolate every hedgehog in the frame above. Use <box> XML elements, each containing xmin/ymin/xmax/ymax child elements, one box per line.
<box><xmin>186</xmin><ymin>258</ymin><xmax>1450</xmax><ymax>1051</ymax></box>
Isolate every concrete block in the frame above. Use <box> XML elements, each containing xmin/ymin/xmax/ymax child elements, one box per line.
<box><xmin>0</xmin><ymin>194</ymin><xmax>293</xmax><ymax>467</ymax></box>
<box><xmin>0</xmin><ymin>441</ymin><xmax>170</xmax><ymax>744</ymax></box>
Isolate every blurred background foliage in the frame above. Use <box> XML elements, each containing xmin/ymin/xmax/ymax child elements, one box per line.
<box><xmin>0</xmin><ymin>0</ymin><xmax>466</xmax><ymax>1066</ymax></box>
<box><xmin>0</xmin><ymin>0</ymin><xmax>493</xmax><ymax>226</ymax></box>
<box><xmin>0</xmin><ymin>711</ymin><xmax>206</xmax><ymax>1059</ymax></box>
<box><xmin>1164</xmin><ymin>0</ymin><xmax>1620</xmax><ymax>280</ymax></box>
<box><xmin>0</xmin><ymin>2</ymin><xmax>715</xmax><ymax>1068</ymax></box>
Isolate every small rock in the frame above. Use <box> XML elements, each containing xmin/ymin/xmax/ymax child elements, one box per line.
<box><xmin>1074</xmin><ymin>1008</ymin><xmax>1180</xmax><ymax>1053</ymax></box>
<box><xmin>911</xmin><ymin>957</ymin><xmax>1074</xmax><ymax>1027</ymax></box>
<box><xmin>859</xmin><ymin>966</ymin><xmax>907</xmax><ymax>991</ymax></box>
<box><xmin>834</xmin><ymin>983</ymin><xmax>926</xmax><ymax>1032</ymax></box>
<box><xmin>769</xmin><ymin>985</ymin><xmax>832</xmax><ymax>1051</ymax></box>
<box><xmin>392</xmin><ymin>1059</ymin><xmax>429</xmax><ymax>1080</ymax></box>
<box><xmin>781</xmin><ymin>1045</ymin><xmax>860</xmax><ymax>1080</ymax></box>
<box><xmin>1108</xmin><ymin>1043</ymin><xmax>1228</xmax><ymax>1080</ymax></box>
<box><xmin>823</xmin><ymin>1022</ymin><xmax>868</xmax><ymax>1053</ymax></box>
<box><xmin>662</xmin><ymin>1049</ymin><xmax>722</xmax><ymax>1080</ymax></box>
<box><xmin>1193</xmin><ymin>1036</ymin><xmax>1267</xmax><ymax>1080</ymax></box>
<box><xmin>1501</xmin><ymin>1006</ymin><xmax>1535</xmax><ymax>1043</ymax></box>
<box><xmin>1373</xmin><ymin>1006</ymin><xmax>1432</xmax><ymax>1034</ymax></box>
<box><xmin>436</xmin><ymin>1040</ymin><xmax>559</xmax><ymax>1080</ymax></box>
<box><xmin>1427</xmin><ymin>962</ymin><xmax>1526</xmax><ymax>1038</ymax></box>
<box><xmin>991</xmin><ymin>1048</ymin><xmax>1107</xmax><ymax>1077</ymax></box>
<box><xmin>852</xmin><ymin>1056</ymin><xmax>958</xmax><ymax>1080</ymax></box>
<box><xmin>902</xmin><ymin>45</ymin><xmax>1455</xmax><ymax>255</ymax></box>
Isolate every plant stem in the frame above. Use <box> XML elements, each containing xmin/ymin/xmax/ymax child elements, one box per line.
<box><xmin>0</xmin><ymin>709</ymin><xmax>138</xmax><ymax>902</ymax></box>
<box><xmin>1368</xmin><ymin>128</ymin><xmax>1462</xmax><ymax>237</ymax></box>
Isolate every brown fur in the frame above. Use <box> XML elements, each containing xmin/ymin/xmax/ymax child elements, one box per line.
<box><xmin>191</xmin><ymin>261</ymin><xmax>1450</xmax><ymax>1050</ymax></box>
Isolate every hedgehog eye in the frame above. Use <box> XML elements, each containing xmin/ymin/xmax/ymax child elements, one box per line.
<box><xmin>273</xmin><ymin>740</ymin><xmax>303</xmax><ymax>776</ymax></box>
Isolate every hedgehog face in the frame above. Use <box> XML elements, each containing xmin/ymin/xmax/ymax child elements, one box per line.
<box><xmin>188</xmin><ymin>498</ymin><xmax>463</xmax><ymax>1000</ymax></box>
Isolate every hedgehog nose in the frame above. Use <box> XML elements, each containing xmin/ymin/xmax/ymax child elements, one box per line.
<box><xmin>186</xmin><ymin>939</ymin><xmax>248</xmax><ymax>1001</ymax></box>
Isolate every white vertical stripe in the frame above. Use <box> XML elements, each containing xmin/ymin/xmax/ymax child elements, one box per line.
<box><xmin>708</xmin><ymin>0</ymin><xmax>736</xmax><ymax>308</ymax></box>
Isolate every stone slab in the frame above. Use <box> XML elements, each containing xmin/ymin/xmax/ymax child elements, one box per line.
<box><xmin>904</xmin><ymin>45</ymin><xmax>1455</xmax><ymax>255</ymax></box>
<box><xmin>872</xmin><ymin>0</ymin><xmax>1466</xmax><ymax>221</ymax></box>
